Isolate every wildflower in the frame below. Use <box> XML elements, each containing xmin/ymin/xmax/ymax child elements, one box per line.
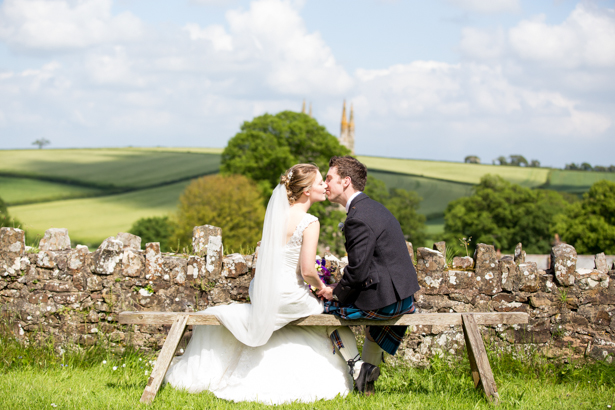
<box><xmin>180</xmin><ymin>349</ymin><xmax>184</xmax><ymax>353</ymax></box>
<box><xmin>51</xmin><ymin>404</ymin><xmax>57</xmax><ymax>408</ymax></box>
<box><xmin>113</xmin><ymin>366</ymin><xmax>118</xmax><ymax>371</ymax></box>
<box><xmin>145</xmin><ymin>371</ymin><xmax>149</xmax><ymax>375</ymax></box>
<box><xmin>18</xmin><ymin>356</ymin><xmax>22</xmax><ymax>359</ymax></box>
<box><xmin>122</xmin><ymin>364</ymin><xmax>126</xmax><ymax>368</ymax></box>
<box><xmin>102</xmin><ymin>360</ymin><xmax>107</xmax><ymax>365</ymax></box>
<box><xmin>139</xmin><ymin>358</ymin><xmax>142</xmax><ymax>361</ymax></box>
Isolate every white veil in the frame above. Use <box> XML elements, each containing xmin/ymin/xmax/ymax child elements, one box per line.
<box><xmin>205</xmin><ymin>183</ymin><xmax>288</xmax><ymax>347</ymax></box>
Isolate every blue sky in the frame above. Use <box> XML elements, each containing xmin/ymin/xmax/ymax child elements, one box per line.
<box><xmin>0</xmin><ymin>0</ymin><xmax>613</xmax><ymax>167</ymax></box>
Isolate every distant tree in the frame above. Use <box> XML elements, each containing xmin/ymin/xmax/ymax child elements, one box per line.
<box><xmin>509</xmin><ymin>155</ymin><xmax>528</xmax><ymax>167</ymax></box>
<box><xmin>0</xmin><ymin>196</ymin><xmax>22</xmax><ymax>230</ymax></box>
<box><xmin>609</xmin><ymin>165</ymin><xmax>615</xmax><ymax>173</ymax></box>
<box><xmin>594</xmin><ymin>165</ymin><xmax>607</xmax><ymax>172</ymax></box>
<box><xmin>32</xmin><ymin>138</ymin><xmax>50</xmax><ymax>149</ymax></box>
<box><xmin>496</xmin><ymin>156</ymin><xmax>508</xmax><ymax>166</ymax></box>
<box><xmin>464</xmin><ymin>155</ymin><xmax>480</xmax><ymax>164</ymax></box>
<box><xmin>529</xmin><ymin>159</ymin><xmax>541</xmax><ymax>168</ymax></box>
<box><xmin>129</xmin><ymin>216</ymin><xmax>174</xmax><ymax>252</ymax></box>
<box><xmin>580</xmin><ymin>162</ymin><xmax>593</xmax><ymax>171</ymax></box>
<box><xmin>565</xmin><ymin>163</ymin><xmax>579</xmax><ymax>170</ymax></box>
<box><xmin>553</xmin><ymin>180</ymin><xmax>615</xmax><ymax>254</ymax></box>
<box><xmin>221</xmin><ymin>111</ymin><xmax>350</xmax><ymax>197</ymax></box>
<box><xmin>441</xmin><ymin>175</ymin><xmax>569</xmax><ymax>254</ymax></box>
<box><xmin>364</xmin><ymin>176</ymin><xmax>427</xmax><ymax>246</ymax></box>
<box><xmin>170</xmin><ymin>174</ymin><xmax>265</xmax><ymax>253</ymax></box>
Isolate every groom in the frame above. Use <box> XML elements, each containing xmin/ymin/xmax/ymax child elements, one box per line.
<box><xmin>318</xmin><ymin>156</ymin><xmax>420</xmax><ymax>395</ymax></box>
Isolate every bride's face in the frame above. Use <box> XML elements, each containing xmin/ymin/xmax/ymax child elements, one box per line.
<box><xmin>306</xmin><ymin>171</ymin><xmax>327</xmax><ymax>203</ymax></box>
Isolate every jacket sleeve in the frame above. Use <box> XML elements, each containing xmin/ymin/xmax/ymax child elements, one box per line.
<box><xmin>333</xmin><ymin>217</ymin><xmax>379</xmax><ymax>303</ymax></box>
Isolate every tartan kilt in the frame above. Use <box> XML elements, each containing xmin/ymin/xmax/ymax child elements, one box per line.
<box><xmin>324</xmin><ymin>295</ymin><xmax>416</xmax><ymax>356</ymax></box>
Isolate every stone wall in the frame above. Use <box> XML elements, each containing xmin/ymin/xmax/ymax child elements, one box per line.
<box><xmin>1</xmin><ymin>226</ymin><xmax>615</xmax><ymax>365</ymax></box>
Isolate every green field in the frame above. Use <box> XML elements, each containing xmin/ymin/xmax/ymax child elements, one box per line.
<box><xmin>359</xmin><ymin>156</ymin><xmax>550</xmax><ymax>187</ymax></box>
<box><xmin>3</xmin><ymin>148</ymin><xmax>614</xmax><ymax>246</ymax></box>
<box><xmin>10</xmin><ymin>181</ymin><xmax>191</xmax><ymax>245</ymax></box>
<box><xmin>0</xmin><ymin>176</ymin><xmax>103</xmax><ymax>205</ymax></box>
<box><xmin>0</xmin><ymin>148</ymin><xmax>220</xmax><ymax>189</ymax></box>
<box><xmin>547</xmin><ymin>169</ymin><xmax>615</xmax><ymax>194</ymax></box>
<box><xmin>370</xmin><ymin>170</ymin><xmax>474</xmax><ymax>216</ymax></box>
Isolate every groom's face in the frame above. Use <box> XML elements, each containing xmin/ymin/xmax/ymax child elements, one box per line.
<box><xmin>325</xmin><ymin>166</ymin><xmax>344</xmax><ymax>204</ymax></box>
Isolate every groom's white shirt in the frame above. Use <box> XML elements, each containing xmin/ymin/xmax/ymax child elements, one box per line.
<box><xmin>345</xmin><ymin>191</ymin><xmax>363</xmax><ymax>213</ymax></box>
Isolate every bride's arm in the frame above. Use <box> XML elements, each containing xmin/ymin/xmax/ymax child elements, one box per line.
<box><xmin>300</xmin><ymin>221</ymin><xmax>326</xmax><ymax>292</ymax></box>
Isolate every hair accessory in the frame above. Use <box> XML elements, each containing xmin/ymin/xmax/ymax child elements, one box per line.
<box><xmin>285</xmin><ymin>170</ymin><xmax>293</xmax><ymax>187</ymax></box>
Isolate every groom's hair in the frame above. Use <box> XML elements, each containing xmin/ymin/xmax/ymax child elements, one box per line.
<box><xmin>329</xmin><ymin>156</ymin><xmax>367</xmax><ymax>191</ymax></box>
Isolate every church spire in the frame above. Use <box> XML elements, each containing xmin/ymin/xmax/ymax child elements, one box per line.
<box><xmin>309</xmin><ymin>102</ymin><xmax>312</xmax><ymax>118</ymax></box>
<box><xmin>341</xmin><ymin>100</ymin><xmax>348</xmax><ymax>134</ymax></box>
<box><xmin>301</xmin><ymin>99</ymin><xmax>306</xmax><ymax>114</ymax></box>
<box><xmin>349</xmin><ymin>103</ymin><xmax>354</xmax><ymax>131</ymax></box>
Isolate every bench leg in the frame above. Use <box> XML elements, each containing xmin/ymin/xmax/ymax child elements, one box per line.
<box><xmin>140</xmin><ymin>314</ymin><xmax>189</xmax><ymax>404</ymax></box>
<box><xmin>461</xmin><ymin>314</ymin><xmax>499</xmax><ymax>405</ymax></box>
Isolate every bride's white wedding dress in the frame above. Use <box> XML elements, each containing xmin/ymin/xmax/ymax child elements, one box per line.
<box><xmin>164</xmin><ymin>213</ymin><xmax>353</xmax><ymax>404</ymax></box>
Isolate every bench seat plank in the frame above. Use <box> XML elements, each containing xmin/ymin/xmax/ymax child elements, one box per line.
<box><xmin>119</xmin><ymin>311</ymin><xmax>528</xmax><ymax>327</ymax></box>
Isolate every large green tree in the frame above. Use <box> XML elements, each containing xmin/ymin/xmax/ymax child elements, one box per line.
<box><xmin>170</xmin><ymin>174</ymin><xmax>266</xmax><ymax>253</ymax></box>
<box><xmin>221</xmin><ymin>111</ymin><xmax>350</xmax><ymax>195</ymax></box>
<box><xmin>441</xmin><ymin>175</ymin><xmax>569</xmax><ymax>254</ymax></box>
<box><xmin>129</xmin><ymin>216</ymin><xmax>174</xmax><ymax>252</ymax></box>
<box><xmin>221</xmin><ymin>111</ymin><xmax>350</xmax><ymax>254</ymax></box>
<box><xmin>553</xmin><ymin>180</ymin><xmax>615</xmax><ymax>254</ymax></box>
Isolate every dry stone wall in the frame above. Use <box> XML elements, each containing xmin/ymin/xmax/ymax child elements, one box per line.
<box><xmin>1</xmin><ymin>226</ymin><xmax>615</xmax><ymax>365</ymax></box>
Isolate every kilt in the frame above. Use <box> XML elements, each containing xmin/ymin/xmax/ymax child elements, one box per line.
<box><xmin>324</xmin><ymin>295</ymin><xmax>416</xmax><ymax>356</ymax></box>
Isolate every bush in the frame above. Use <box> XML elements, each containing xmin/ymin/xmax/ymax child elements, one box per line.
<box><xmin>129</xmin><ymin>216</ymin><xmax>174</xmax><ymax>252</ymax></box>
<box><xmin>170</xmin><ymin>174</ymin><xmax>266</xmax><ymax>253</ymax></box>
<box><xmin>554</xmin><ymin>180</ymin><xmax>615</xmax><ymax>254</ymax></box>
<box><xmin>441</xmin><ymin>175</ymin><xmax>569</xmax><ymax>254</ymax></box>
<box><xmin>0</xmin><ymin>196</ymin><xmax>23</xmax><ymax>230</ymax></box>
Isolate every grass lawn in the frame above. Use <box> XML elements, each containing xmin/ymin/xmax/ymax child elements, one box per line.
<box><xmin>9</xmin><ymin>180</ymin><xmax>192</xmax><ymax>246</ymax></box>
<box><xmin>0</xmin><ymin>176</ymin><xmax>104</xmax><ymax>205</ymax></box>
<box><xmin>359</xmin><ymin>156</ymin><xmax>550</xmax><ymax>187</ymax></box>
<box><xmin>1</xmin><ymin>345</ymin><xmax>612</xmax><ymax>409</ymax></box>
<box><xmin>0</xmin><ymin>148</ymin><xmax>220</xmax><ymax>189</ymax></box>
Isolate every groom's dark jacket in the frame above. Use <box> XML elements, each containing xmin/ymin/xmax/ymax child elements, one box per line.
<box><xmin>333</xmin><ymin>193</ymin><xmax>420</xmax><ymax>311</ymax></box>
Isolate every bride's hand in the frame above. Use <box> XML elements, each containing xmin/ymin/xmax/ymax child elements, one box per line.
<box><xmin>316</xmin><ymin>285</ymin><xmax>335</xmax><ymax>301</ymax></box>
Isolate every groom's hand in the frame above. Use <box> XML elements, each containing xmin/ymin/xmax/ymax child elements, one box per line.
<box><xmin>317</xmin><ymin>284</ymin><xmax>337</xmax><ymax>301</ymax></box>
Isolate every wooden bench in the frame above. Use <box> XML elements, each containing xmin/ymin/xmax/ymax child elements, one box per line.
<box><xmin>119</xmin><ymin>311</ymin><xmax>529</xmax><ymax>405</ymax></box>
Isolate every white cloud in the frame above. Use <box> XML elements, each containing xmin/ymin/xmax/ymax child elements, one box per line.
<box><xmin>447</xmin><ymin>0</ymin><xmax>520</xmax><ymax>14</ymax></box>
<box><xmin>459</xmin><ymin>27</ymin><xmax>506</xmax><ymax>60</ymax></box>
<box><xmin>0</xmin><ymin>0</ymin><xmax>143</xmax><ymax>51</ymax></box>
<box><xmin>509</xmin><ymin>4</ymin><xmax>615</xmax><ymax>68</ymax></box>
<box><xmin>183</xmin><ymin>23</ymin><xmax>233</xmax><ymax>51</ymax></box>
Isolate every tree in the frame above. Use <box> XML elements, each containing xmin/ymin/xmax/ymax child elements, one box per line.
<box><xmin>553</xmin><ymin>180</ymin><xmax>615</xmax><ymax>254</ymax></box>
<box><xmin>0</xmin><ymin>196</ymin><xmax>22</xmax><ymax>230</ymax></box>
<box><xmin>464</xmin><ymin>155</ymin><xmax>480</xmax><ymax>164</ymax></box>
<box><xmin>129</xmin><ymin>216</ymin><xmax>174</xmax><ymax>252</ymax></box>
<box><xmin>565</xmin><ymin>163</ymin><xmax>579</xmax><ymax>170</ymax></box>
<box><xmin>170</xmin><ymin>174</ymin><xmax>266</xmax><ymax>253</ymax></box>
<box><xmin>32</xmin><ymin>138</ymin><xmax>50</xmax><ymax>149</ymax></box>
<box><xmin>221</xmin><ymin>110</ymin><xmax>351</xmax><ymax>254</ymax></box>
<box><xmin>221</xmin><ymin>111</ymin><xmax>350</xmax><ymax>196</ymax></box>
<box><xmin>364</xmin><ymin>176</ymin><xmax>427</xmax><ymax>246</ymax></box>
<box><xmin>509</xmin><ymin>155</ymin><xmax>528</xmax><ymax>167</ymax></box>
<box><xmin>496</xmin><ymin>156</ymin><xmax>508</xmax><ymax>166</ymax></box>
<box><xmin>580</xmin><ymin>162</ymin><xmax>593</xmax><ymax>171</ymax></box>
<box><xmin>594</xmin><ymin>165</ymin><xmax>607</xmax><ymax>172</ymax></box>
<box><xmin>529</xmin><ymin>159</ymin><xmax>541</xmax><ymax>168</ymax></box>
<box><xmin>441</xmin><ymin>175</ymin><xmax>569</xmax><ymax>254</ymax></box>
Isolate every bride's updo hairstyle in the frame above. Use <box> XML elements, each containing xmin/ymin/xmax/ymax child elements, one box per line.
<box><xmin>280</xmin><ymin>164</ymin><xmax>319</xmax><ymax>205</ymax></box>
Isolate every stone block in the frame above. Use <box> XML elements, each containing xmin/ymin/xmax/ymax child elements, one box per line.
<box><xmin>0</xmin><ymin>227</ymin><xmax>25</xmax><ymax>255</ymax></box>
<box><xmin>39</xmin><ymin>228</ymin><xmax>71</xmax><ymax>251</ymax></box>
<box><xmin>514</xmin><ymin>243</ymin><xmax>526</xmax><ymax>263</ymax></box>
<box><xmin>474</xmin><ymin>243</ymin><xmax>497</xmax><ymax>275</ymax></box>
<box><xmin>445</xmin><ymin>270</ymin><xmax>475</xmax><ymax>290</ymax></box>
<box><xmin>44</xmin><ymin>281</ymin><xmax>73</xmax><ymax>292</ymax></box>
<box><xmin>145</xmin><ymin>243</ymin><xmax>163</xmax><ymax>278</ymax></box>
<box><xmin>416</xmin><ymin>247</ymin><xmax>446</xmax><ymax>294</ymax></box>
<box><xmin>432</xmin><ymin>241</ymin><xmax>446</xmax><ymax>255</ymax></box>
<box><xmin>162</xmin><ymin>257</ymin><xmax>188</xmax><ymax>284</ymax></box>
<box><xmin>192</xmin><ymin>225</ymin><xmax>222</xmax><ymax>256</ymax></box>
<box><xmin>499</xmin><ymin>258</ymin><xmax>519</xmax><ymax>292</ymax></box>
<box><xmin>67</xmin><ymin>245</ymin><xmax>89</xmax><ymax>272</ymax></box>
<box><xmin>187</xmin><ymin>256</ymin><xmax>206</xmax><ymax>280</ymax></box>
<box><xmin>595</xmin><ymin>252</ymin><xmax>608</xmax><ymax>274</ymax></box>
<box><xmin>91</xmin><ymin>237</ymin><xmax>123</xmax><ymax>275</ymax></box>
<box><xmin>222</xmin><ymin>254</ymin><xmax>249</xmax><ymax>278</ymax></box>
<box><xmin>406</xmin><ymin>241</ymin><xmax>414</xmax><ymax>260</ymax></box>
<box><xmin>122</xmin><ymin>249</ymin><xmax>144</xmax><ymax>277</ymax></box>
<box><xmin>36</xmin><ymin>251</ymin><xmax>56</xmax><ymax>269</ymax></box>
<box><xmin>452</xmin><ymin>256</ymin><xmax>473</xmax><ymax>270</ymax></box>
<box><xmin>551</xmin><ymin>244</ymin><xmax>577</xmax><ymax>286</ymax></box>
<box><xmin>529</xmin><ymin>292</ymin><xmax>556</xmax><ymax>308</ymax></box>
<box><xmin>576</xmin><ymin>269</ymin><xmax>609</xmax><ymax>290</ymax></box>
<box><xmin>115</xmin><ymin>232</ymin><xmax>142</xmax><ymax>251</ymax></box>
<box><xmin>518</xmin><ymin>262</ymin><xmax>540</xmax><ymax>292</ymax></box>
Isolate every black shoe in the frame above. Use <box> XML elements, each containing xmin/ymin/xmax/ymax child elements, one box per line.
<box><xmin>355</xmin><ymin>362</ymin><xmax>380</xmax><ymax>395</ymax></box>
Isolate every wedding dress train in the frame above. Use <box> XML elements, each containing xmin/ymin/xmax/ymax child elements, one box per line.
<box><xmin>164</xmin><ymin>213</ymin><xmax>353</xmax><ymax>404</ymax></box>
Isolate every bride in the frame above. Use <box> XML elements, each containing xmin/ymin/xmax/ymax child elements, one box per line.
<box><xmin>164</xmin><ymin>164</ymin><xmax>372</xmax><ymax>404</ymax></box>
